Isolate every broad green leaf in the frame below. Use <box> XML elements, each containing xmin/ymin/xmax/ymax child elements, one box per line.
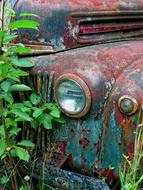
<box><xmin>9</xmin><ymin>103</ymin><xmax>24</xmax><ymax>109</ymax></box>
<box><xmin>33</xmin><ymin>108</ymin><xmax>43</xmax><ymax>118</ymax></box>
<box><xmin>18</xmin><ymin>140</ymin><xmax>34</xmax><ymax>148</ymax></box>
<box><xmin>40</xmin><ymin>114</ymin><xmax>52</xmax><ymax>129</ymax></box>
<box><xmin>21</xmin><ymin>107</ymin><xmax>31</xmax><ymax>113</ymax></box>
<box><xmin>9</xmin><ymin>20</ymin><xmax>39</xmax><ymax>30</ymax></box>
<box><xmin>53</xmin><ymin>117</ymin><xmax>65</xmax><ymax>124</ymax></box>
<box><xmin>0</xmin><ymin>31</ymin><xmax>6</xmax><ymax>40</ymax></box>
<box><xmin>23</xmin><ymin>101</ymin><xmax>32</xmax><ymax>108</ymax></box>
<box><xmin>5</xmin><ymin>118</ymin><xmax>17</xmax><ymax>127</ymax></box>
<box><xmin>0</xmin><ymin>80</ymin><xmax>11</xmax><ymax>92</ymax></box>
<box><xmin>20</xmin><ymin>13</ymin><xmax>39</xmax><ymax>17</ymax></box>
<box><xmin>9</xmin><ymin>84</ymin><xmax>31</xmax><ymax>92</ymax></box>
<box><xmin>44</xmin><ymin>103</ymin><xmax>58</xmax><ymax>111</ymax></box>
<box><xmin>10</xmin><ymin>126</ymin><xmax>21</xmax><ymax>136</ymax></box>
<box><xmin>0</xmin><ymin>139</ymin><xmax>6</xmax><ymax>156</ymax></box>
<box><xmin>0</xmin><ymin>108</ymin><xmax>8</xmax><ymax>117</ymax></box>
<box><xmin>30</xmin><ymin>93</ymin><xmax>41</xmax><ymax>105</ymax></box>
<box><xmin>7</xmin><ymin>75</ymin><xmax>20</xmax><ymax>83</ymax></box>
<box><xmin>0</xmin><ymin>125</ymin><xmax>5</xmax><ymax>138</ymax></box>
<box><xmin>3</xmin><ymin>34</ymin><xmax>17</xmax><ymax>44</ymax></box>
<box><xmin>0</xmin><ymin>92</ymin><xmax>14</xmax><ymax>104</ymax></box>
<box><xmin>15</xmin><ymin>146</ymin><xmax>30</xmax><ymax>161</ymax></box>
<box><xmin>0</xmin><ymin>55</ymin><xmax>9</xmax><ymax>62</ymax></box>
<box><xmin>0</xmin><ymin>176</ymin><xmax>9</xmax><ymax>185</ymax></box>
<box><xmin>31</xmin><ymin>120</ymin><xmax>38</xmax><ymax>129</ymax></box>
<box><xmin>10</xmin><ymin>149</ymin><xmax>16</xmax><ymax>157</ymax></box>
<box><xmin>15</xmin><ymin>47</ymin><xmax>32</xmax><ymax>53</ymax></box>
<box><xmin>1</xmin><ymin>153</ymin><xmax>6</xmax><ymax>160</ymax></box>
<box><xmin>19</xmin><ymin>186</ymin><xmax>28</xmax><ymax>190</ymax></box>
<box><xmin>12</xmin><ymin>58</ymin><xmax>34</xmax><ymax>67</ymax></box>
<box><xmin>11</xmin><ymin>110</ymin><xmax>32</xmax><ymax>122</ymax></box>
<box><xmin>50</xmin><ymin>109</ymin><xmax>60</xmax><ymax>118</ymax></box>
<box><xmin>10</xmin><ymin>70</ymin><xmax>29</xmax><ymax>77</ymax></box>
<box><xmin>0</xmin><ymin>64</ymin><xmax>12</xmax><ymax>78</ymax></box>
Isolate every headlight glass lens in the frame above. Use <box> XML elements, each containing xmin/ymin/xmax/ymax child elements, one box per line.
<box><xmin>56</xmin><ymin>79</ymin><xmax>86</xmax><ymax>114</ymax></box>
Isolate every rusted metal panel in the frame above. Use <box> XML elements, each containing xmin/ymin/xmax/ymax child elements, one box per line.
<box><xmin>11</xmin><ymin>0</ymin><xmax>143</xmax><ymax>51</ymax></box>
<box><xmin>25</xmin><ymin>41</ymin><xmax>143</xmax><ymax>178</ymax></box>
<box><xmin>5</xmin><ymin>0</ymin><xmax>143</xmax><ymax>185</ymax></box>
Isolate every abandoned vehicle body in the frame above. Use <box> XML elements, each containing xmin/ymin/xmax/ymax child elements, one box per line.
<box><xmin>4</xmin><ymin>0</ymin><xmax>143</xmax><ymax>189</ymax></box>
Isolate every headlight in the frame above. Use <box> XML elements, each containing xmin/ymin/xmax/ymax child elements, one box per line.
<box><xmin>54</xmin><ymin>73</ymin><xmax>91</xmax><ymax>118</ymax></box>
<box><xmin>118</xmin><ymin>95</ymin><xmax>138</xmax><ymax>115</ymax></box>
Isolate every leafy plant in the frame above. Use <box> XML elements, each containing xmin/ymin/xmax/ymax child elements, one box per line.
<box><xmin>0</xmin><ymin>1</ymin><xmax>63</xmax><ymax>189</ymax></box>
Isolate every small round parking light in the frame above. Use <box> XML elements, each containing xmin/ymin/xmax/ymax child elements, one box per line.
<box><xmin>118</xmin><ymin>95</ymin><xmax>138</xmax><ymax>115</ymax></box>
<box><xmin>54</xmin><ymin>73</ymin><xmax>91</xmax><ymax>118</ymax></box>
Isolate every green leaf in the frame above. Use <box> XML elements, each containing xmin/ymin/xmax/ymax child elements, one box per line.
<box><xmin>3</xmin><ymin>34</ymin><xmax>17</xmax><ymax>44</ymax></box>
<box><xmin>11</xmin><ymin>110</ymin><xmax>32</xmax><ymax>122</ymax></box>
<box><xmin>31</xmin><ymin>120</ymin><xmax>38</xmax><ymax>129</ymax></box>
<box><xmin>0</xmin><ymin>64</ymin><xmax>12</xmax><ymax>78</ymax></box>
<box><xmin>50</xmin><ymin>109</ymin><xmax>60</xmax><ymax>118</ymax></box>
<box><xmin>0</xmin><ymin>92</ymin><xmax>14</xmax><ymax>104</ymax></box>
<box><xmin>0</xmin><ymin>125</ymin><xmax>5</xmax><ymax>138</ymax></box>
<box><xmin>53</xmin><ymin>116</ymin><xmax>65</xmax><ymax>124</ymax></box>
<box><xmin>21</xmin><ymin>107</ymin><xmax>31</xmax><ymax>113</ymax></box>
<box><xmin>33</xmin><ymin>108</ymin><xmax>43</xmax><ymax>118</ymax></box>
<box><xmin>23</xmin><ymin>101</ymin><xmax>32</xmax><ymax>108</ymax></box>
<box><xmin>44</xmin><ymin>103</ymin><xmax>58</xmax><ymax>111</ymax></box>
<box><xmin>40</xmin><ymin>114</ymin><xmax>52</xmax><ymax>129</ymax></box>
<box><xmin>7</xmin><ymin>75</ymin><xmax>20</xmax><ymax>83</ymax></box>
<box><xmin>20</xmin><ymin>13</ymin><xmax>39</xmax><ymax>17</ymax></box>
<box><xmin>0</xmin><ymin>31</ymin><xmax>6</xmax><ymax>40</ymax></box>
<box><xmin>9</xmin><ymin>103</ymin><xmax>24</xmax><ymax>109</ymax></box>
<box><xmin>18</xmin><ymin>140</ymin><xmax>34</xmax><ymax>148</ymax></box>
<box><xmin>10</xmin><ymin>126</ymin><xmax>21</xmax><ymax>136</ymax></box>
<box><xmin>9</xmin><ymin>20</ymin><xmax>39</xmax><ymax>30</ymax></box>
<box><xmin>10</xmin><ymin>149</ymin><xmax>16</xmax><ymax>157</ymax></box>
<box><xmin>9</xmin><ymin>84</ymin><xmax>31</xmax><ymax>92</ymax></box>
<box><xmin>0</xmin><ymin>108</ymin><xmax>8</xmax><ymax>117</ymax></box>
<box><xmin>19</xmin><ymin>186</ymin><xmax>28</xmax><ymax>190</ymax></box>
<box><xmin>15</xmin><ymin>47</ymin><xmax>32</xmax><ymax>53</ymax></box>
<box><xmin>5</xmin><ymin>118</ymin><xmax>17</xmax><ymax>127</ymax></box>
<box><xmin>0</xmin><ymin>176</ymin><xmax>9</xmax><ymax>185</ymax></box>
<box><xmin>10</xmin><ymin>70</ymin><xmax>29</xmax><ymax>77</ymax></box>
<box><xmin>30</xmin><ymin>93</ymin><xmax>41</xmax><ymax>105</ymax></box>
<box><xmin>15</xmin><ymin>146</ymin><xmax>30</xmax><ymax>161</ymax></box>
<box><xmin>0</xmin><ymin>80</ymin><xmax>11</xmax><ymax>92</ymax></box>
<box><xmin>12</xmin><ymin>58</ymin><xmax>34</xmax><ymax>67</ymax></box>
<box><xmin>0</xmin><ymin>139</ymin><xmax>6</xmax><ymax>156</ymax></box>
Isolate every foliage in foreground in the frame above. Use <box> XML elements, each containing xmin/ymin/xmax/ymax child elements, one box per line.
<box><xmin>119</xmin><ymin>120</ymin><xmax>143</xmax><ymax>190</ymax></box>
<box><xmin>0</xmin><ymin>1</ymin><xmax>63</xmax><ymax>189</ymax></box>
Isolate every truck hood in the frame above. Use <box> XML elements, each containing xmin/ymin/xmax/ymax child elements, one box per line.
<box><xmin>12</xmin><ymin>0</ymin><xmax>143</xmax><ymax>52</ymax></box>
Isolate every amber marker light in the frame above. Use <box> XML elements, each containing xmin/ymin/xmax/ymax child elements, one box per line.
<box><xmin>54</xmin><ymin>73</ymin><xmax>91</xmax><ymax>118</ymax></box>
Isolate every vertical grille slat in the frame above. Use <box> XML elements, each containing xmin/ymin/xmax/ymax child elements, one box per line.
<box><xmin>18</xmin><ymin>71</ymin><xmax>54</xmax><ymax>152</ymax></box>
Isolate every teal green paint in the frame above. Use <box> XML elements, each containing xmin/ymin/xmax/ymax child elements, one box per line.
<box><xmin>66</xmin><ymin>117</ymin><xmax>103</xmax><ymax>169</ymax></box>
<box><xmin>101</xmin><ymin>104</ymin><xmax>123</xmax><ymax>173</ymax></box>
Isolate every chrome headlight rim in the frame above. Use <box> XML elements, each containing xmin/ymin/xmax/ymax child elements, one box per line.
<box><xmin>118</xmin><ymin>95</ymin><xmax>138</xmax><ymax>116</ymax></box>
<box><xmin>54</xmin><ymin>73</ymin><xmax>91</xmax><ymax>118</ymax></box>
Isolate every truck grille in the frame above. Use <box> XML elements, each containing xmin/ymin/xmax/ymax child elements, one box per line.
<box><xmin>19</xmin><ymin>71</ymin><xmax>54</xmax><ymax>151</ymax></box>
<box><xmin>74</xmin><ymin>12</ymin><xmax>143</xmax><ymax>44</ymax></box>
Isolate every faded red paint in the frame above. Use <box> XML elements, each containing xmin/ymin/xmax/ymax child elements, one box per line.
<box><xmin>29</xmin><ymin>0</ymin><xmax>143</xmax><ymax>10</ymax></box>
<box><xmin>79</xmin><ymin>138</ymin><xmax>90</xmax><ymax>149</ymax></box>
<box><xmin>10</xmin><ymin>0</ymin><xmax>143</xmax><ymax>182</ymax></box>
